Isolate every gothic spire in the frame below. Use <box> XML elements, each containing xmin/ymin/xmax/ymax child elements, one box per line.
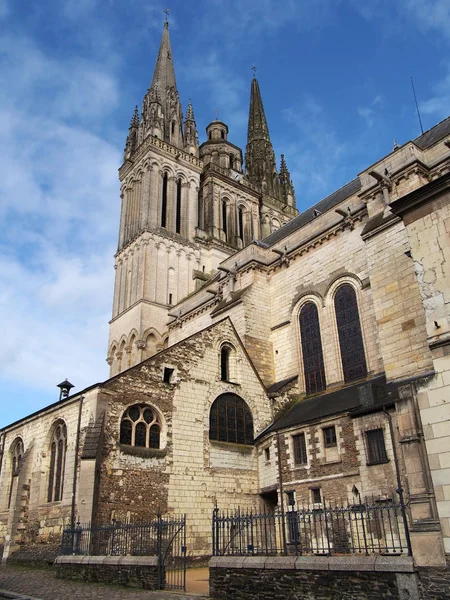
<box><xmin>184</xmin><ymin>99</ymin><xmax>199</xmax><ymax>156</ymax></box>
<box><xmin>245</xmin><ymin>78</ymin><xmax>279</xmax><ymax>199</ymax></box>
<box><xmin>149</xmin><ymin>22</ymin><xmax>178</xmax><ymax>110</ymax></box>
<box><xmin>279</xmin><ymin>154</ymin><xmax>296</xmax><ymax>208</ymax></box>
<box><xmin>124</xmin><ymin>105</ymin><xmax>139</xmax><ymax>160</ymax></box>
<box><xmin>140</xmin><ymin>21</ymin><xmax>183</xmax><ymax>148</ymax></box>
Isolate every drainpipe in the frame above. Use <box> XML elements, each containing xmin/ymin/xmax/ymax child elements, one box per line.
<box><xmin>71</xmin><ymin>396</ymin><xmax>84</xmax><ymax>529</ymax></box>
<box><xmin>0</xmin><ymin>432</ymin><xmax>5</xmax><ymax>479</ymax></box>
<box><xmin>383</xmin><ymin>407</ymin><xmax>412</xmax><ymax>556</ymax></box>
<box><xmin>275</xmin><ymin>430</ymin><xmax>287</xmax><ymax>552</ymax></box>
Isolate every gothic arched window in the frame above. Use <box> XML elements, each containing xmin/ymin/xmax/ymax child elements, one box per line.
<box><xmin>238</xmin><ymin>206</ymin><xmax>244</xmax><ymax>240</ymax></box>
<box><xmin>120</xmin><ymin>404</ymin><xmax>161</xmax><ymax>449</ymax></box>
<box><xmin>222</xmin><ymin>200</ymin><xmax>227</xmax><ymax>237</ymax></box>
<box><xmin>161</xmin><ymin>172</ymin><xmax>168</xmax><ymax>228</ymax></box>
<box><xmin>176</xmin><ymin>178</ymin><xmax>182</xmax><ymax>234</ymax></box>
<box><xmin>8</xmin><ymin>438</ymin><xmax>24</xmax><ymax>509</ymax></box>
<box><xmin>47</xmin><ymin>422</ymin><xmax>67</xmax><ymax>503</ymax></box>
<box><xmin>221</xmin><ymin>346</ymin><xmax>231</xmax><ymax>381</ymax></box>
<box><xmin>209</xmin><ymin>393</ymin><xmax>253</xmax><ymax>445</ymax></box>
<box><xmin>334</xmin><ymin>284</ymin><xmax>367</xmax><ymax>383</ymax></box>
<box><xmin>299</xmin><ymin>302</ymin><xmax>326</xmax><ymax>395</ymax></box>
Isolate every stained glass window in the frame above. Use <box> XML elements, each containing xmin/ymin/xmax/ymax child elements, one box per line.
<box><xmin>299</xmin><ymin>302</ymin><xmax>326</xmax><ymax>395</ymax></box>
<box><xmin>334</xmin><ymin>285</ymin><xmax>367</xmax><ymax>383</ymax></box>
<box><xmin>209</xmin><ymin>393</ymin><xmax>253</xmax><ymax>445</ymax></box>
<box><xmin>120</xmin><ymin>404</ymin><xmax>161</xmax><ymax>450</ymax></box>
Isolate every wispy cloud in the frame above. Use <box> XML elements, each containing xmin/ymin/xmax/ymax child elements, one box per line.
<box><xmin>420</xmin><ymin>62</ymin><xmax>450</xmax><ymax>120</ymax></box>
<box><xmin>0</xmin><ymin>31</ymin><xmax>121</xmax><ymax>423</ymax></box>
<box><xmin>281</xmin><ymin>94</ymin><xmax>348</xmax><ymax>209</ymax></box>
<box><xmin>358</xmin><ymin>95</ymin><xmax>384</xmax><ymax>128</ymax></box>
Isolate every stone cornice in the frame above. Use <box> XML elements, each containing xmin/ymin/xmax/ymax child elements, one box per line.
<box><xmin>202</xmin><ymin>162</ymin><xmax>260</xmax><ymax>197</ymax></box>
<box><xmin>389</xmin><ymin>171</ymin><xmax>450</xmax><ymax>219</ymax></box>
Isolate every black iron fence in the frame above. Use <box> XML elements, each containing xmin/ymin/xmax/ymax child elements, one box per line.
<box><xmin>61</xmin><ymin>515</ymin><xmax>187</xmax><ymax>591</ymax></box>
<box><xmin>212</xmin><ymin>498</ymin><xmax>411</xmax><ymax>557</ymax></box>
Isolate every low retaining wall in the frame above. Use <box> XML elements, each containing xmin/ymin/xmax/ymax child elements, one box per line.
<box><xmin>54</xmin><ymin>555</ymin><xmax>159</xmax><ymax>590</ymax></box>
<box><xmin>209</xmin><ymin>555</ymin><xmax>419</xmax><ymax>600</ymax></box>
<box><xmin>6</xmin><ymin>543</ymin><xmax>60</xmax><ymax>568</ymax></box>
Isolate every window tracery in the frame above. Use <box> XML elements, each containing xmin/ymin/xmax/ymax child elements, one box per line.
<box><xmin>120</xmin><ymin>404</ymin><xmax>161</xmax><ymax>449</ymax></box>
<box><xmin>47</xmin><ymin>422</ymin><xmax>67</xmax><ymax>502</ymax></box>
<box><xmin>8</xmin><ymin>438</ymin><xmax>24</xmax><ymax>509</ymax></box>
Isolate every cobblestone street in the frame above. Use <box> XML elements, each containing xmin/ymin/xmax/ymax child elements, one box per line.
<box><xmin>0</xmin><ymin>566</ymin><xmax>209</xmax><ymax>600</ymax></box>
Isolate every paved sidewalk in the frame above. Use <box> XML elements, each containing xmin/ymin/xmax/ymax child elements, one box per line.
<box><xmin>0</xmin><ymin>566</ymin><xmax>210</xmax><ymax>600</ymax></box>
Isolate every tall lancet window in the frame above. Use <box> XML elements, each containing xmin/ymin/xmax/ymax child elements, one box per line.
<box><xmin>161</xmin><ymin>172</ymin><xmax>168</xmax><ymax>228</ymax></box>
<box><xmin>222</xmin><ymin>200</ymin><xmax>227</xmax><ymax>237</ymax></box>
<box><xmin>238</xmin><ymin>206</ymin><xmax>244</xmax><ymax>241</ymax></box>
<box><xmin>8</xmin><ymin>438</ymin><xmax>24</xmax><ymax>509</ymax></box>
<box><xmin>334</xmin><ymin>284</ymin><xmax>367</xmax><ymax>383</ymax></box>
<box><xmin>176</xmin><ymin>178</ymin><xmax>182</xmax><ymax>234</ymax></box>
<box><xmin>299</xmin><ymin>302</ymin><xmax>326</xmax><ymax>395</ymax></box>
<box><xmin>47</xmin><ymin>421</ymin><xmax>67</xmax><ymax>502</ymax></box>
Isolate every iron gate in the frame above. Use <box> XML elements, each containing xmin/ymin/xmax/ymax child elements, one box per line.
<box><xmin>157</xmin><ymin>514</ymin><xmax>187</xmax><ymax>590</ymax></box>
<box><xmin>61</xmin><ymin>514</ymin><xmax>187</xmax><ymax>591</ymax></box>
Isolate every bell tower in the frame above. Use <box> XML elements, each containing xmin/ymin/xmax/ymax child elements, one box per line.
<box><xmin>107</xmin><ymin>21</ymin><xmax>203</xmax><ymax>376</ymax></box>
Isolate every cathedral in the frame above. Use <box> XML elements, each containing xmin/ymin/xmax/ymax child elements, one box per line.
<box><xmin>1</xmin><ymin>21</ymin><xmax>449</xmax><ymax>569</ymax></box>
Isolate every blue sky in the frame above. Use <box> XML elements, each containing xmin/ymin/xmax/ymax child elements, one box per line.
<box><xmin>1</xmin><ymin>0</ymin><xmax>449</xmax><ymax>427</ymax></box>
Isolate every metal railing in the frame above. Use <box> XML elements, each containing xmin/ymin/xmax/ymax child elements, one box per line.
<box><xmin>61</xmin><ymin>515</ymin><xmax>184</xmax><ymax>557</ymax></box>
<box><xmin>212</xmin><ymin>497</ymin><xmax>411</xmax><ymax>557</ymax></box>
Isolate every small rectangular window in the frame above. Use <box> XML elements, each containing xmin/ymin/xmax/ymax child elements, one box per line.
<box><xmin>311</xmin><ymin>487</ymin><xmax>321</xmax><ymax>504</ymax></box>
<box><xmin>366</xmin><ymin>429</ymin><xmax>388</xmax><ymax>465</ymax></box>
<box><xmin>264</xmin><ymin>447</ymin><xmax>270</xmax><ymax>462</ymax></box>
<box><xmin>286</xmin><ymin>491</ymin><xmax>295</xmax><ymax>506</ymax></box>
<box><xmin>323</xmin><ymin>426</ymin><xmax>337</xmax><ymax>448</ymax></box>
<box><xmin>163</xmin><ymin>367</ymin><xmax>174</xmax><ymax>383</ymax></box>
<box><xmin>168</xmin><ymin>293</ymin><xmax>173</xmax><ymax>305</ymax></box>
<box><xmin>293</xmin><ymin>433</ymin><xmax>307</xmax><ymax>466</ymax></box>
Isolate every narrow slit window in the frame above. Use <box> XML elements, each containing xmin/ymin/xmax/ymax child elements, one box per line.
<box><xmin>293</xmin><ymin>433</ymin><xmax>308</xmax><ymax>465</ymax></box>
<box><xmin>47</xmin><ymin>423</ymin><xmax>67</xmax><ymax>503</ymax></box>
<box><xmin>176</xmin><ymin>178</ymin><xmax>182</xmax><ymax>234</ymax></box>
<box><xmin>222</xmin><ymin>200</ymin><xmax>227</xmax><ymax>236</ymax></box>
<box><xmin>161</xmin><ymin>172</ymin><xmax>168</xmax><ymax>228</ymax></box>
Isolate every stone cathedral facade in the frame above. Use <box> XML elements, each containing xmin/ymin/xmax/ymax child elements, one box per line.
<box><xmin>1</xmin><ymin>23</ymin><xmax>450</xmax><ymax>568</ymax></box>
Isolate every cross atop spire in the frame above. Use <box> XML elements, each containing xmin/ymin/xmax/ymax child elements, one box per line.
<box><xmin>252</xmin><ymin>64</ymin><xmax>257</xmax><ymax>78</ymax></box>
<box><xmin>163</xmin><ymin>8</ymin><xmax>170</xmax><ymax>25</ymax></box>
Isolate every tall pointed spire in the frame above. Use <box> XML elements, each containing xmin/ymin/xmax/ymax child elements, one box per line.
<box><xmin>184</xmin><ymin>99</ymin><xmax>199</xmax><ymax>156</ymax></box>
<box><xmin>140</xmin><ymin>21</ymin><xmax>183</xmax><ymax>148</ymax></box>
<box><xmin>245</xmin><ymin>78</ymin><xmax>279</xmax><ymax>199</ymax></box>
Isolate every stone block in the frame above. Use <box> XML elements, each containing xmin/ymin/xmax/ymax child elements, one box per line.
<box><xmin>295</xmin><ymin>555</ymin><xmax>329</xmax><ymax>570</ymax></box>
<box><xmin>329</xmin><ymin>555</ymin><xmax>377</xmax><ymax>571</ymax></box>
<box><xmin>263</xmin><ymin>556</ymin><xmax>296</xmax><ymax>570</ymax></box>
<box><xmin>375</xmin><ymin>555</ymin><xmax>415</xmax><ymax>572</ymax></box>
<box><xmin>242</xmin><ymin>556</ymin><xmax>267</xmax><ymax>569</ymax></box>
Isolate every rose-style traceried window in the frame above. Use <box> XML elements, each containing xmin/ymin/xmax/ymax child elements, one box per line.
<box><xmin>120</xmin><ymin>404</ymin><xmax>161</xmax><ymax>449</ymax></box>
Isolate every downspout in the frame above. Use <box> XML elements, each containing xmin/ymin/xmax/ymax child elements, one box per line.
<box><xmin>275</xmin><ymin>430</ymin><xmax>287</xmax><ymax>552</ymax></box>
<box><xmin>383</xmin><ymin>407</ymin><xmax>412</xmax><ymax>556</ymax></box>
<box><xmin>71</xmin><ymin>396</ymin><xmax>84</xmax><ymax>529</ymax></box>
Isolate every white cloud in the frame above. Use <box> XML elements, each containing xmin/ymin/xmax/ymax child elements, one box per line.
<box><xmin>358</xmin><ymin>95</ymin><xmax>384</xmax><ymax>128</ymax></box>
<box><xmin>403</xmin><ymin>0</ymin><xmax>450</xmax><ymax>39</ymax></box>
<box><xmin>420</xmin><ymin>62</ymin><xmax>450</xmax><ymax>119</ymax></box>
<box><xmin>0</xmin><ymin>32</ymin><xmax>122</xmax><ymax>418</ymax></box>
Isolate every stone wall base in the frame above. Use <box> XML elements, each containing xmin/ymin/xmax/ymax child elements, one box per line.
<box><xmin>54</xmin><ymin>555</ymin><xmax>159</xmax><ymax>590</ymax></box>
<box><xmin>209</xmin><ymin>556</ymin><xmax>419</xmax><ymax>600</ymax></box>
<box><xmin>5</xmin><ymin>543</ymin><xmax>60</xmax><ymax>568</ymax></box>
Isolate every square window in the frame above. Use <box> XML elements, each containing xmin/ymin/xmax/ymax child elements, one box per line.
<box><xmin>163</xmin><ymin>367</ymin><xmax>174</xmax><ymax>383</ymax></box>
<box><xmin>292</xmin><ymin>433</ymin><xmax>307</xmax><ymax>466</ymax></box>
<box><xmin>311</xmin><ymin>487</ymin><xmax>321</xmax><ymax>504</ymax></box>
<box><xmin>366</xmin><ymin>429</ymin><xmax>388</xmax><ymax>465</ymax></box>
<box><xmin>264</xmin><ymin>447</ymin><xmax>270</xmax><ymax>462</ymax></box>
<box><xmin>323</xmin><ymin>426</ymin><xmax>337</xmax><ymax>448</ymax></box>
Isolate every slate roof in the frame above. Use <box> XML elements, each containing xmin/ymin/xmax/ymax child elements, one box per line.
<box><xmin>413</xmin><ymin>116</ymin><xmax>450</xmax><ymax>150</ymax></box>
<box><xmin>262</xmin><ymin>116</ymin><xmax>450</xmax><ymax>249</ymax></box>
<box><xmin>262</xmin><ymin>178</ymin><xmax>361</xmax><ymax>247</ymax></box>
<box><xmin>258</xmin><ymin>376</ymin><xmax>398</xmax><ymax>440</ymax></box>
<box><xmin>267</xmin><ymin>375</ymin><xmax>298</xmax><ymax>395</ymax></box>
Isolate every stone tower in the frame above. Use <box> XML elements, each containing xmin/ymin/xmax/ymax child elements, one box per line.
<box><xmin>107</xmin><ymin>22</ymin><xmax>205</xmax><ymax>376</ymax></box>
<box><xmin>107</xmin><ymin>23</ymin><xmax>298</xmax><ymax>376</ymax></box>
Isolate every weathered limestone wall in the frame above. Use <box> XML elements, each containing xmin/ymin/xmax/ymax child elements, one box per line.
<box><xmin>99</xmin><ymin>319</ymin><xmax>272</xmax><ymax>556</ymax></box>
<box><xmin>0</xmin><ymin>387</ymin><xmax>104</xmax><ymax>562</ymax></box>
